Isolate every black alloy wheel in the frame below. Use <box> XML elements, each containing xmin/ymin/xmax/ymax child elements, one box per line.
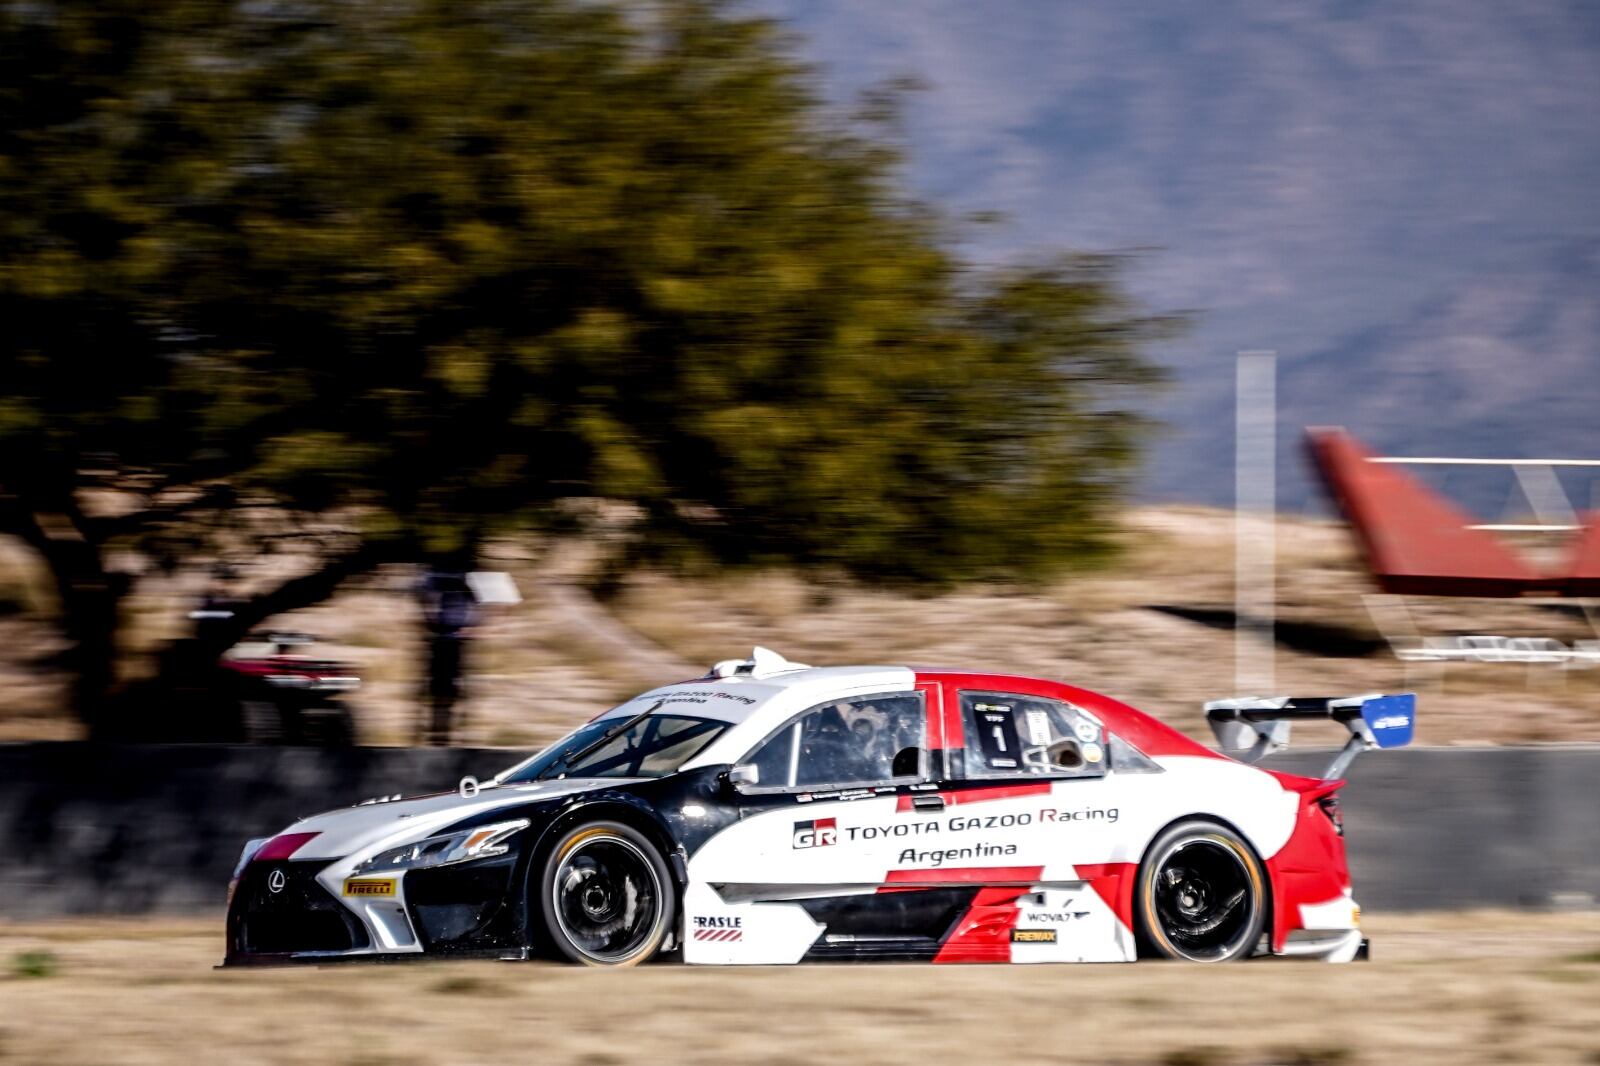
<box><xmin>540</xmin><ymin>821</ymin><xmax>675</xmax><ymax>966</ymax></box>
<box><xmin>1135</xmin><ymin>819</ymin><xmax>1267</xmax><ymax>961</ymax></box>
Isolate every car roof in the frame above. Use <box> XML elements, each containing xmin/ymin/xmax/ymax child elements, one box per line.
<box><xmin>598</xmin><ymin>664</ymin><xmax>920</xmax><ymax>726</ymax></box>
<box><xmin>910</xmin><ymin>668</ymin><xmax>1216</xmax><ymax>759</ymax></box>
<box><xmin>616</xmin><ymin>651</ymin><xmax>1221</xmax><ymax>770</ymax></box>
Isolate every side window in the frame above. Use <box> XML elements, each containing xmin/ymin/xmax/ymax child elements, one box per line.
<box><xmin>961</xmin><ymin>691</ymin><xmax>1107</xmax><ymax>779</ymax></box>
<box><xmin>637</xmin><ymin>717</ymin><xmax>725</xmax><ymax>775</ymax></box>
<box><xmin>743</xmin><ymin>692</ymin><xmax>928</xmax><ymax>789</ymax></box>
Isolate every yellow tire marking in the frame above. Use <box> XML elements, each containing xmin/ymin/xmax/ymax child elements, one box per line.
<box><xmin>556</xmin><ymin>826</ymin><xmax>617</xmax><ymax>862</ymax></box>
<box><xmin>551</xmin><ymin>826</ymin><xmax>664</xmax><ymax>968</ymax></box>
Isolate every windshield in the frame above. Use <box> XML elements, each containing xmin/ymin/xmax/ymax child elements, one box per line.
<box><xmin>499</xmin><ymin>713</ymin><xmax>728</xmax><ymax>783</ymax></box>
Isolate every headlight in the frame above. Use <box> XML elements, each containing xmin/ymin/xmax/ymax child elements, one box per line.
<box><xmin>351</xmin><ymin>819</ymin><xmax>529</xmax><ymax>876</ymax></box>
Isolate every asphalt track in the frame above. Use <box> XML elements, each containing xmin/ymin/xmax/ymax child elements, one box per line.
<box><xmin>1</xmin><ymin>910</ymin><xmax>1596</xmax><ymax>1065</ymax></box>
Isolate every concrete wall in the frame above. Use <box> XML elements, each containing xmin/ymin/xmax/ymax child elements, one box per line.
<box><xmin>0</xmin><ymin>744</ymin><xmax>513</xmax><ymax>917</ymax></box>
<box><xmin>1268</xmin><ymin>746</ymin><xmax>1600</xmax><ymax>911</ymax></box>
<box><xmin>0</xmin><ymin>743</ymin><xmax>1595</xmax><ymax>917</ymax></box>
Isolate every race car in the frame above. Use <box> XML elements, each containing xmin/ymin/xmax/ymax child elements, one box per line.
<box><xmin>224</xmin><ymin>648</ymin><xmax>1413</xmax><ymax>967</ymax></box>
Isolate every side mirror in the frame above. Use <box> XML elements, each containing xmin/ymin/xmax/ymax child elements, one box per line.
<box><xmin>726</xmin><ymin>764</ymin><xmax>760</xmax><ymax>791</ymax></box>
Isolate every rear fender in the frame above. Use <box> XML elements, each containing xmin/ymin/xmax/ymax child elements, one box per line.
<box><xmin>1261</xmin><ymin>771</ymin><xmax>1352</xmax><ymax>952</ymax></box>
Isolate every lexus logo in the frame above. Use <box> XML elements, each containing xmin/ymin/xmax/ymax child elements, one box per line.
<box><xmin>267</xmin><ymin>868</ymin><xmax>286</xmax><ymax>894</ymax></box>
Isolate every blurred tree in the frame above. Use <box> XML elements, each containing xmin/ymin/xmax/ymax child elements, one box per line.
<box><xmin>0</xmin><ymin>0</ymin><xmax>1171</xmax><ymax>739</ymax></box>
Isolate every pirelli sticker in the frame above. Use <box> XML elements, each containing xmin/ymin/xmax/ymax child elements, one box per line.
<box><xmin>1010</xmin><ymin>928</ymin><xmax>1057</xmax><ymax>944</ymax></box>
<box><xmin>343</xmin><ymin>877</ymin><xmax>397</xmax><ymax>897</ymax></box>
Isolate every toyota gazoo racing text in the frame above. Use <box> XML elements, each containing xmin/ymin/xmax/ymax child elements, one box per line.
<box><xmin>224</xmin><ymin>648</ymin><xmax>1414</xmax><ymax>967</ymax></box>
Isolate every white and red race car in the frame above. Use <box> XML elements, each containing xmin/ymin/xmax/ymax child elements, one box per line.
<box><xmin>225</xmin><ymin>649</ymin><xmax>1412</xmax><ymax>967</ymax></box>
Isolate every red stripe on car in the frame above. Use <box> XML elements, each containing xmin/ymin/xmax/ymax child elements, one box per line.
<box><xmin>878</xmin><ymin>865</ymin><xmax>1044</xmax><ymax>892</ymax></box>
<box><xmin>932</xmin><ymin>886</ymin><xmax>1033</xmax><ymax>964</ymax></box>
<box><xmin>1072</xmin><ymin>861</ymin><xmax>1137</xmax><ymax>932</ymax></box>
<box><xmin>252</xmin><ymin>831</ymin><xmax>320</xmax><ymax>862</ymax></box>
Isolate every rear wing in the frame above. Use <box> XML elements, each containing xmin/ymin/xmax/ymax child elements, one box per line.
<box><xmin>1203</xmin><ymin>693</ymin><xmax>1416</xmax><ymax>780</ymax></box>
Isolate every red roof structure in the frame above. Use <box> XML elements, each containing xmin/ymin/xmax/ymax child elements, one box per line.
<box><xmin>1563</xmin><ymin>513</ymin><xmax>1600</xmax><ymax>597</ymax></box>
<box><xmin>1306</xmin><ymin>428</ymin><xmax>1598</xmax><ymax>598</ymax></box>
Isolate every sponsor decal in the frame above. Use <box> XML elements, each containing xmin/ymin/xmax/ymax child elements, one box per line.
<box><xmin>796</xmin><ymin>788</ymin><xmax>878</xmax><ymax>804</ymax></box>
<box><xmin>836</xmin><ymin>807</ymin><xmax>1119</xmax><ymax>844</ymax></box>
<box><xmin>945</xmin><ymin>812</ymin><xmax>1032</xmax><ymax>832</ymax></box>
<box><xmin>897</xmin><ymin>842</ymin><xmax>1017</xmax><ymax>867</ymax></box>
<box><xmin>266</xmin><ymin>868</ymin><xmax>286</xmax><ymax>894</ymax></box>
<box><xmin>1025</xmin><ymin>910</ymin><xmax>1091</xmax><ymax>923</ymax></box>
<box><xmin>646</xmin><ymin>688</ymin><xmax>758</xmax><ymax>708</ymax></box>
<box><xmin>1010</xmin><ymin>928</ymin><xmax>1057</xmax><ymax>944</ymax></box>
<box><xmin>343</xmin><ymin>878</ymin><xmax>397</xmax><ymax>897</ymax></box>
<box><xmin>693</xmin><ymin>915</ymin><xmax>743</xmax><ymax>942</ymax></box>
<box><xmin>791</xmin><ymin>808</ymin><xmax>1122</xmax><ymax>857</ymax></box>
<box><xmin>792</xmin><ymin>817</ymin><xmax>837</xmax><ymax>849</ymax></box>
<box><xmin>1359</xmin><ymin>693</ymin><xmax>1415</xmax><ymax>748</ymax></box>
<box><xmin>1073</xmin><ymin>720</ymin><xmax>1099</xmax><ymax>742</ymax></box>
<box><xmin>1038</xmin><ymin>806</ymin><xmax>1116</xmax><ymax>823</ymax></box>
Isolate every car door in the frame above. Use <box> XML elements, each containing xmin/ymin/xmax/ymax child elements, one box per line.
<box><xmin>682</xmin><ymin>685</ymin><xmax>956</xmax><ymax>962</ymax></box>
<box><xmin>900</xmin><ymin>688</ymin><xmax>1144</xmax><ymax>962</ymax></box>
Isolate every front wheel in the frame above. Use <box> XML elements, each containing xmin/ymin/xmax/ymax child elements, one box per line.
<box><xmin>539</xmin><ymin>822</ymin><xmax>675</xmax><ymax>967</ymax></box>
<box><xmin>1135</xmin><ymin>819</ymin><xmax>1267</xmax><ymax>961</ymax></box>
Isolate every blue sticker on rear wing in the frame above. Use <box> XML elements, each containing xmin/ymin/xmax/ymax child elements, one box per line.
<box><xmin>1359</xmin><ymin>694</ymin><xmax>1415</xmax><ymax>749</ymax></box>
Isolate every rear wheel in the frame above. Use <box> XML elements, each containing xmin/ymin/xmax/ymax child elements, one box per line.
<box><xmin>1135</xmin><ymin>819</ymin><xmax>1267</xmax><ymax>961</ymax></box>
<box><xmin>539</xmin><ymin>822</ymin><xmax>675</xmax><ymax>967</ymax></box>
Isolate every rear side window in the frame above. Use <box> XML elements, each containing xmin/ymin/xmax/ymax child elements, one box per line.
<box><xmin>960</xmin><ymin>691</ymin><xmax>1108</xmax><ymax>779</ymax></box>
<box><xmin>743</xmin><ymin>691</ymin><xmax>928</xmax><ymax>789</ymax></box>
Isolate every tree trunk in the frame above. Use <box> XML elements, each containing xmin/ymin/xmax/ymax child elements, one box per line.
<box><xmin>60</xmin><ymin>563</ymin><xmax>121</xmax><ymax>739</ymax></box>
<box><xmin>173</xmin><ymin>540</ymin><xmax>400</xmax><ymax>669</ymax></box>
<box><xmin>0</xmin><ymin>502</ymin><xmax>123</xmax><ymax>737</ymax></box>
<box><xmin>3</xmin><ymin>490</ymin><xmax>405</xmax><ymax>740</ymax></box>
<box><xmin>48</xmin><ymin>544</ymin><xmax>122</xmax><ymax>739</ymax></box>
<box><xmin>122</xmin><ymin>539</ymin><xmax>403</xmax><ymax>741</ymax></box>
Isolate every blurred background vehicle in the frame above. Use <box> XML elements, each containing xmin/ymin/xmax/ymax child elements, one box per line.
<box><xmin>213</xmin><ymin>631</ymin><xmax>360</xmax><ymax>747</ymax></box>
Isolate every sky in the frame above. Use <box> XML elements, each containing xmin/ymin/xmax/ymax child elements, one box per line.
<box><xmin>760</xmin><ymin>0</ymin><xmax>1600</xmax><ymax>508</ymax></box>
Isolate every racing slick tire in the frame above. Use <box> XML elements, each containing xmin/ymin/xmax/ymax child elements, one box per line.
<box><xmin>1134</xmin><ymin>818</ymin><xmax>1267</xmax><ymax>962</ymax></box>
<box><xmin>539</xmin><ymin>821</ymin><xmax>676</xmax><ymax>967</ymax></box>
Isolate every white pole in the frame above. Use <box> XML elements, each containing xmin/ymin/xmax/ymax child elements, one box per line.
<box><xmin>1235</xmin><ymin>351</ymin><xmax>1276</xmax><ymax>695</ymax></box>
<box><xmin>1369</xmin><ymin>457</ymin><xmax>1600</xmax><ymax>467</ymax></box>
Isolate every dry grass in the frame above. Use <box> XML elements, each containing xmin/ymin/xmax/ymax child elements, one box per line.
<box><xmin>0</xmin><ymin>911</ymin><xmax>1597</xmax><ymax>1064</ymax></box>
<box><xmin>1</xmin><ymin>506</ymin><xmax>1597</xmax><ymax>747</ymax></box>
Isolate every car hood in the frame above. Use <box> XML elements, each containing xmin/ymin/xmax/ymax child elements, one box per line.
<box><xmin>270</xmin><ymin>777</ymin><xmax>640</xmax><ymax>861</ymax></box>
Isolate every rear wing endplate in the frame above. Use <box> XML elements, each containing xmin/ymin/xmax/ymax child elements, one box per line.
<box><xmin>1203</xmin><ymin>693</ymin><xmax>1416</xmax><ymax>780</ymax></box>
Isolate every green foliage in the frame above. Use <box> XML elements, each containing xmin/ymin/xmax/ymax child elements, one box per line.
<box><xmin>10</xmin><ymin>950</ymin><xmax>58</xmax><ymax>978</ymax></box>
<box><xmin>0</xmin><ymin>0</ymin><xmax>1171</xmax><ymax>718</ymax></box>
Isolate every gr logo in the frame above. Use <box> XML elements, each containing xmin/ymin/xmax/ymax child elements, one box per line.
<box><xmin>792</xmin><ymin>817</ymin><xmax>837</xmax><ymax>849</ymax></box>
